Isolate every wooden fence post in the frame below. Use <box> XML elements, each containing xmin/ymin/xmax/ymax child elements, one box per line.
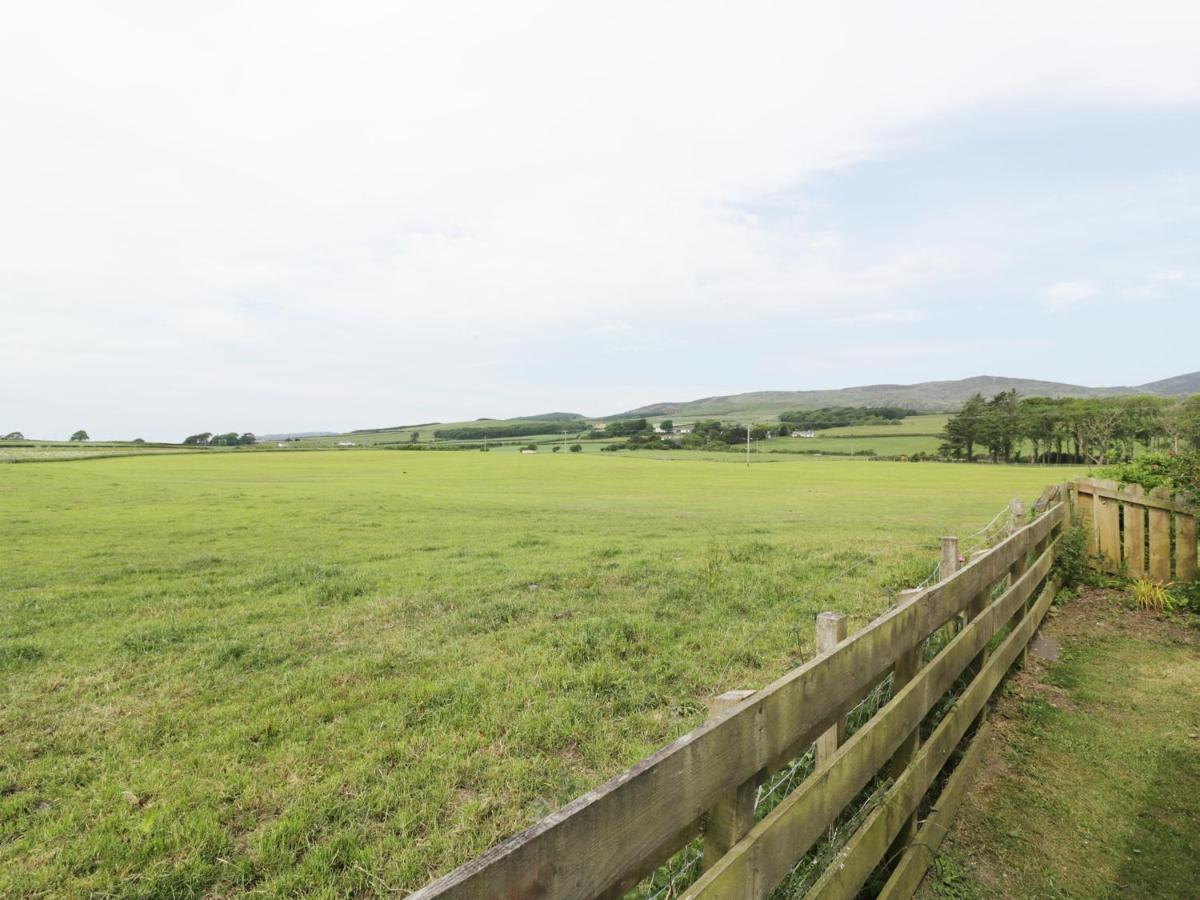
<box><xmin>814</xmin><ymin>612</ymin><xmax>848</xmax><ymax>766</ymax></box>
<box><xmin>701</xmin><ymin>689</ymin><xmax>758</xmax><ymax>870</ymax></box>
<box><xmin>1008</xmin><ymin>498</ymin><xmax>1025</xmax><ymax>534</ymax></box>
<box><xmin>940</xmin><ymin>537</ymin><xmax>960</xmax><ymax>582</ymax></box>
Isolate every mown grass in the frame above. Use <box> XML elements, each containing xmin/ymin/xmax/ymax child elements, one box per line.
<box><xmin>925</xmin><ymin>590</ymin><xmax>1200</xmax><ymax>898</ymax></box>
<box><xmin>0</xmin><ymin>451</ymin><xmax>1082</xmax><ymax>896</ymax></box>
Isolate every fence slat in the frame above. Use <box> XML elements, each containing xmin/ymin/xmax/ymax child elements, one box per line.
<box><xmin>1177</xmin><ymin>508</ymin><xmax>1197</xmax><ymax>582</ymax></box>
<box><xmin>1075</xmin><ymin>484</ymin><xmax>1097</xmax><ymax>557</ymax></box>
<box><xmin>1124</xmin><ymin>485</ymin><xmax>1146</xmax><ymax>579</ymax></box>
<box><xmin>1095</xmin><ymin>480</ymin><xmax>1121</xmax><ymax>571</ymax></box>
<box><xmin>808</xmin><ymin>575</ymin><xmax>1060</xmax><ymax>900</ymax></box>
<box><xmin>683</xmin><ymin>542</ymin><xmax>1057</xmax><ymax>900</ymax></box>
<box><xmin>1148</xmin><ymin>501</ymin><xmax>1172</xmax><ymax>583</ymax></box>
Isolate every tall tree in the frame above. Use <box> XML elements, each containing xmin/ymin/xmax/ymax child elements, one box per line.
<box><xmin>69</xmin><ymin>430</ymin><xmax>89</xmax><ymax>442</ymax></box>
<box><xmin>941</xmin><ymin>393</ymin><xmax>987</xmax><ymax>461</ymax></box>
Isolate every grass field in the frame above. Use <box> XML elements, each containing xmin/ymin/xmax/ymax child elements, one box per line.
<box><xmin>1</xmin><ymin>451</ymin><xmax>1085</xmax><ymax>895</ymax></box>
<box><xmin>0</xmin><ymin>442</ymin><xmax>209</xmax><ymax>463</ymax></box>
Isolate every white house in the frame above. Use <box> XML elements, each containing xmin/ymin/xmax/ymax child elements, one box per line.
<box><xmin>336</xmin><ymin>441</ymin><xmax>356</xmax><ymax>447</ymax></box>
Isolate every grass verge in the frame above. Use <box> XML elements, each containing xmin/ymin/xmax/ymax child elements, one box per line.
<box><xmin>923</xmin><ymin>587</ymin><xmax>1200</xmax><ymax>899</ymax></box>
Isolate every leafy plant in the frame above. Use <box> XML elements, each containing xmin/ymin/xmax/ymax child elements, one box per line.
<box><xmin>1052</xmin><ymin>525</ymin><xmax>1093</xmax><ymax>589</ymax></box>
<box><xmin>1130</xmin><ymin>579</ymin><xmax>1176</xmax><ymax>613</ymax></box>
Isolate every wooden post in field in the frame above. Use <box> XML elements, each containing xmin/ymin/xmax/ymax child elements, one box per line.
<box><xmin>1177</xmin><ymin>502</ymin><xmax>1197</xmax><ymax>582</ymax></box>
<box><xmin>1008</xmin><ymin>498</ymin><xmax>1025</xmax><ymax>535</ymax></box>
<box><xmin>814</xmin><ymin>612</ymin><xmax>848</xmax><ymax>766</ymax></box>
<box><xmin>941</xmin><ymin>536</ymin><xmax>960</xmax><ymax>632</ymax></box>
<box><xmin>701</xmin><ymin>689</ymin><xmax>758</xmax><ymax>870</ymax></box>
<box><xmin>887</xmin><ymin>589</ymin><xmax>923</xmax><ymax>856</ymax></box>
<box><xmin>1149</xmin><ymin>486</ymin><xmax>1173</xmax><ymax>583</ymax></box>
<box><xmin>940</xmin><ymin>536</ymin><xmax>959</xmax><ymax>581</ymax></box>
<box><xmin>1124</xmin><ymin>484</ymin><xmax>1146</xmax><ymax>579</ymax></box>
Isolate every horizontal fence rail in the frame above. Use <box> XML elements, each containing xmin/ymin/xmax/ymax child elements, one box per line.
<box><xmin>413</xmin><ymin>489</ymin><xmax>1072</xmax><ymax>900</ymax></box>
<box><xmin>1074</xmin><ymin>478</ymin><xmax>1197</xmax><ymax>582</ymax></box>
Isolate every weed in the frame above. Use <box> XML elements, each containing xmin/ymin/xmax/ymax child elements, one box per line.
<box><xmin>1129</xmin><ymin>579</ymin><xmax>1176</xmax><ymax>613</ymax></box>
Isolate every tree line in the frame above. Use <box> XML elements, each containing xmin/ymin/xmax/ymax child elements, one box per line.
<box><xmin>434</xmin><ymin>420</ymin><xmax>583</xmax><ymax>440</ymax></box>
<box><xmin>777</xmin><ymin>406</ymin><xmax>912</xmax><ymax>429</ymax></box>
<box><xmin>941</xmin><ymin>392</ymin><xmax>1200</xmax><ymax>464</ymax></box>
<box><xmin>182</xmin><ymin>432</ymin><xmax>257</xmax><ymax>446</ymax></box>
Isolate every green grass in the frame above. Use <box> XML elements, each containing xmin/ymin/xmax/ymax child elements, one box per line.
<box><xmin>926</xmin><ymin>592</ymin><xmax>1200</xmax><ymax>898</ymax></box>
<box><xmin>761</xmin><ymin>434</ymin><xmax>943</xmax><ymax>456</ymax></box>
<box><xmin>801</xmin><ymin>414</ymin><xmax>950</xmax><ymax>437</ymax></box>
<box><xmin>0</xmin><ymin>452</ymin><xmax>1083</xmax><ymax>896</ymax></box>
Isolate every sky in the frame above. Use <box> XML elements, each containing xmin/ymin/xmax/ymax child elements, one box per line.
<box><xmin>2</xmin><ymin>2</ymin><xmax>1199</xmax><ymax>441</ymax></box>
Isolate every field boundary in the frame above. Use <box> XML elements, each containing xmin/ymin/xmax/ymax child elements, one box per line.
<box><xmin>412</xmin><ymin>484</ymin><xmax>1079</xmax><ymax>899</ymax></box>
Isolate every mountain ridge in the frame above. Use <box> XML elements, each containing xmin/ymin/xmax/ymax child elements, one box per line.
<box><xmin>607</xmin><ymin>371</ymin><xmax>1200</xmax><ymax>420</ymax></box>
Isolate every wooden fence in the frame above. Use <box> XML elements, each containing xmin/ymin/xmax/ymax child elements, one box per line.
<box><xmin>412</xmin><ymin>483</ymin><xmax>1080</xmax><ymax>899</ymax></box>
<box><xmin>1073</xmin><ymin>478</ymin><xmax>1198</xmax><ymax>582</ymax></box>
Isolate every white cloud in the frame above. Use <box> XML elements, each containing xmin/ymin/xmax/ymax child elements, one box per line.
<box><xmin>1</xmin><ymin>2</ymin><xmax>1199</xmax><ymax>437</ymax></box>
<box><xmin>1041</xmin><ymin>281</ymin><xmax>1099</xmax><ymax>307</ymax></box>
<box><xmin>833</xmin><ymin>309</ymin><xmax>928</xmax><ymax>326</ymax></box>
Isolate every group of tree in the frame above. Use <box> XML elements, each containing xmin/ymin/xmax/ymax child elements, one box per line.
<box><xmin>617</xmin><ymin>419</ymin><xmax>774</xmax><ymax>451</ymax></box>
<box><xmin>434</xmin><ymin>419</ymin><xmax>582</xmax><ymax>441</ymax></box>
<box><xmin>777</xmin><ymin>406</ymin><xmax>912</xmax><ymax>430</ymax></box>
<box><xmin>182</xmin><ymin>432</ymin><xmax>257</xmax><ymax>446</ymax></box>
<box><xmin>2</xmin><ymin>431</ymin><xmax>25</xmax><ymax>440</ymax></box>
<box><xmin>595</xmin><ymin>418</ymin><xmax>652</xmax><ymax>437</ymax></box>
<box><xmin>941</xmin><ymin>392</ymin><xmax>1200</xmax><ymax>464</ymax></box>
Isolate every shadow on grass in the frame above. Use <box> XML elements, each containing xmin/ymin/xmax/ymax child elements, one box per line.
<box><xmin>1114</xmin><ymin>742</ymin><xmax>1200</xmax><ymax>898</ymax></box>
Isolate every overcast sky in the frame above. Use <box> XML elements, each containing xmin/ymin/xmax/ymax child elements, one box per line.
<box><xmin>2</xmin><ymin>2</ymin><xmax>1199</xmax><ymax>440</ymax></box>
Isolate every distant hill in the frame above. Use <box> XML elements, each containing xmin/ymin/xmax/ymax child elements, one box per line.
<box><xmin>1138</xmin><ymin>371</ymin><xmax>1200</xmax><ymax>396</ymax></box>
<box><xmin>507</xmin><ymin>412</ymin><xmax>586</xmax><ymax>421</ymax></box>
<box><xmin>609</xmin><ymin>372</ymin><xmax>1200</xmax><ymax>420</ymax></box>
<box><xmin>258</xmin><ymin>431</ymin><xmax>337</xmax><ymax>440</ymax></box>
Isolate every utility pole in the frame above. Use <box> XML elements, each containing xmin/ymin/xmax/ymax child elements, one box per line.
<box><xmin>746</xmin><ymin>424</ymin><xmax>751</xmax><ymax>467</ymax></box>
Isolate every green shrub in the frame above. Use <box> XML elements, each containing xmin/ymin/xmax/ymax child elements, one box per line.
<box><xmin>1098</xmin><ymin>451</ymin><xmax>1199</xmax><ymax>505</ymax></box>
<box><xmin>1052</xmin><ymin>525</ymin><xmax>1093</xmax><ymax>589</ymax></box>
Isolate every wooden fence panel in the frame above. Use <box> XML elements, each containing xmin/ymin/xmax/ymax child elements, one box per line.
<box><xmin>808</xmin><ymin>575</ymin><xmax>1061</xmax><ymax>900</ymax></box>
<box><xmin>411</xmin><ymin>505</ymin><xmax>1064</xmax><ymax>900</ymax></box>
<box><xmin>682</xmin><ymin>543</ymin><xmax>1056</xmax><ymax>899</ymax></box>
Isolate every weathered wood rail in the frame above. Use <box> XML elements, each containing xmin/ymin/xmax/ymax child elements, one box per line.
<box><xmin>412</xmin><ymin>483</ymin><xmax>1082</xmax><ymax>900</ymax></box>
<box><xmin>1073</xmin><ymin>477</ymin><xmax>1197</xmax><ymax>582</ymax></box>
